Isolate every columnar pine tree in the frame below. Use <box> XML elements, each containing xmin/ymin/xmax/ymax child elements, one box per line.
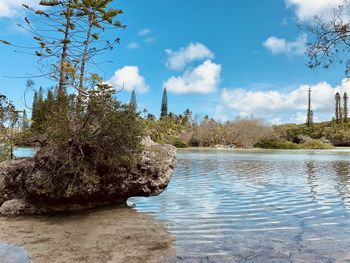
<box><xmin>335</xmin><ymin>92</ymin><xmax>341</xmax><ymax>123</ymax></box>
<box><xmin>340</xmin><ymin>106</ymin><xmax>344</xmax><ymax>123</ymax></box>
<box><xmin>22</xmin><ymin>109</ymin><xmax>29</xmax><ymax>130</ymax></box>
<box><xmin>32</xmin><ymin>90</ymin><xmax>39</xmax><ymax>123</ymax></box>
<box><xmin>161</xmin><ymin>88</ymin><xmax>168</xmax><ymax>118</ymax></box>
<box><xmin>344</xmin><ymin>92</ymin><xmax>348</xmax><ymax>123</ymax></box>
<box><xmin>129</xmin><ymin>89</ymin><xmax>137</xmax><ymax>110</ymax></box>
<box><xmin>306</xmin><ymin>87</ymin><xmax>313</xmax><ymax>127</ymax></box>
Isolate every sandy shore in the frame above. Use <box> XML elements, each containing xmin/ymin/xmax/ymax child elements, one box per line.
<box><xmin>0</xmin><ymin>206</ymin><xmax>175</xmax><ymax>263</ymax></box>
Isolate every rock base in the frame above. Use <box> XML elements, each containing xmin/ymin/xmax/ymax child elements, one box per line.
<box><xmin>0</xmin><ymin>138</ymin><xmax>176</xmax><ymax>216</ymax></box>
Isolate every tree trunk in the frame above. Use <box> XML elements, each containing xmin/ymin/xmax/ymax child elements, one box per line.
<box><xmin>58</xmin><ymin>3</ymin><xmax>72</xmax><ymax>93</ymax></box>
<box><xmin>78</xmin><ymin>15</ymin><xmax>93</xmax><ymax>99</ymax></box>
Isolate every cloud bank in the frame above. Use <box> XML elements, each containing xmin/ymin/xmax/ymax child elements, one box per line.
<box><xmin>107</xmin><ymin>66</ymin><xmax>149</xmax><ymax>94</ymax></box>
<box><xmin>217</xmin><ymin>79</ymin><xmax>350</xmax><ymax>123</ymax></box>
<box><xmin>164</xmin><ymin>60</ymin><xmax>221</xmax><ymax>94</ymax></box>
<box><xmin>286</xmin><ymin>0</ymin><xmax>344</xmax><ymax>21</ymax></box>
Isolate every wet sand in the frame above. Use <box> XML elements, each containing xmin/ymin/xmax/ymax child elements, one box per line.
<box><xmin>0</xmin><ymin>206</ymin><xmax>175</xmax><ymax>263</ymax></box>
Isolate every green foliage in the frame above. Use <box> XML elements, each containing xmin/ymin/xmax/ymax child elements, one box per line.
<box><xmin>31</xmin><ymin>88</ymin><xmax>55</xmax><ymax>133</ymax></box>
<box><xmin>0</xmin><ymin>144</ymin><xmax>11</xmax><ymax>162</ymax></box>
<box><xmin>255</xmin><ymin>138</ymin><xmax>334</xmax><ymax>150</ymax></box>
<box><xmin>255</xmin><ymin>139</ymin><xmax>301</xmax><ymax>149</ymax></box>
<box><xmin>0</xmin><ymin>94</ymin><xmax>20</xmax><ymax>160</ymax></box>
<box><xmin>42</xmin><ymin>85</ymin><xmax>145</xmax><ymax>180</ymax></box>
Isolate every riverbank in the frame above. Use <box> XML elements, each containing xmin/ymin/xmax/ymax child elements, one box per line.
<box><xmin>0</xmin><ymin>206</ymin><xmax>175</xmax><ymax>263</ymax></box>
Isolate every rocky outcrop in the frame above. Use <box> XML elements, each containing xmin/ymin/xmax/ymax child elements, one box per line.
<box><xmin>0</xmin><ymin>138</ymin><xmax>176</xmax><ymax>216</ymax></box>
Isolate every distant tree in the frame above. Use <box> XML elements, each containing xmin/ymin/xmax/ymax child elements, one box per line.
<box><xmin>31</xmin><ymin>87</ymin><xmax>47</xmax><ymax>132</ymax></box>
<box><xmin>161</xmin><ymin>88</ymin><xmax>168</xmax><ymax>118</ymax></box>
<box><xmin>32</xmin><ymin>91</ymin><xmax>39</xmax><ymax>123</ymax></box>
<box><xmin>344</xmin><ymin>92</ymin><xmax>348</xmax><ymax>122</ymax></box>
<box><xmin>46</xmin><ymin>89</ymin><xmax>54</xmax><ymax>114</ymax></box>
<box><xmin>335</xmin><ymin>92</ymin><xmax>341</xmax><ymax>123</ymax></box>
<box><xmin>306</xmin><ymin>88</ymin><xmax>313</xmax><ymax>127</ymax></box>
<box><xmin>129</xmin><ymin>89</ymin><xmax>137</xmax><ymax>110</ymax></box>
<box><xmin>147</xmin><ymin>113</ymin><xmax>156</xmax><ymax>121</ymax></box>
<box><xmin>22</xmin><ymin>109</ymin><xmax>29</xmax><ymax>130</ymax></box>
<box><xmin>340</xmin><ymin>106</ymin><xmax>344</xmax><ymax>123</ymax></box>
<box><xmin>142</xmin><ymin>108</ymin><xmax>148</xmax><ymax>119</ymax></box>
<box><xmin>0</xmin><ymin>94</ymin><xmax>20</xmax><ymax>160</ymax></box>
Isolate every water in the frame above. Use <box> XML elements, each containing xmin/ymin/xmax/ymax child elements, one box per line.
<box><xmin>4</xmin><ymin>147</ymin><xmax>350</xmax><ymax>261</ymax></box>
<box><xmin>129</xmin><ymin>148</ymin><xmax>350</xmax><ymax>262</ymax></box>
<box><xmin>13</xmin><ymin>147</ymin><xmax>37</xmax><ymax>158</ymax></box>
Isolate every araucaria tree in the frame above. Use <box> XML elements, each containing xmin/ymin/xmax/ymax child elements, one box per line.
<box><xmin>161</xmin><ymin>88</ymin><xmax>168</xmax><ymax>118</ymax></box>
<box><xmin>129</xmin><ymin>89</ymin><xmax>137</xmax><ymax>110</ymax></box>
<box><xmin>306</xmin><ymin>87</ymin><xmax>313</xmax><ymax>127</ymax></box>
<box><xmin>344</xmin><ymin>92</ymin><xmax>348</xmax><ymax>122</ymax></box>
<box><xmin>2</xmin><ymin>0</ymin><xmax>125</xmax><ymax>96</ymax></box>
<box><xmin>335</xmin><ymin>92</ymin><xmax>341</xmax><ymax>123</ymax></box>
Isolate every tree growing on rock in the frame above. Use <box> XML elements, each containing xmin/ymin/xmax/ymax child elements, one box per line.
<box><xmin>0</xmin><ymin>1</ymin><xmax>145</xmax><ymax>190</ymax></box>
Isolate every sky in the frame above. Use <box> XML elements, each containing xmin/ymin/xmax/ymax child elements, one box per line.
<box><xmin>0</xmin><ymin>0</ymin><xmax>349</xmax><ymax>124</ymax></box>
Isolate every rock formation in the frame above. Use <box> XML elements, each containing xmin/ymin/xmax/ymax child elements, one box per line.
<box><xmin>0</xmin><ymin>138</ymin><xmax>176</xmax><ymax>216</ymax></box>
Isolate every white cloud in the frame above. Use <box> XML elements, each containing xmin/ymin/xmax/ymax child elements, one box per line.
<box><xmin>218</xmin><ymin>79</ymin><xmax>350</xmax><ymax>124</ymax></box>
<box><xmin>107</xmin><ymin>66</ymin><xmax>149</xmax><ymax>94</ymax></box>
<box><xmin>165</xmin><ymin>42</ymin><xmax>215</xmax><ymax>71</ymax></box>
<box><xmin>286</xmin><ymin>0</ymin><xmax>344</xmax><ymax>21</ymax></box>
<box><xmin>164</xmin><ymin>60</ymin><xmax>221</xmax><ymax>94</ymax></box>
<box><xmin>127</xmin><ymin>42</ymin><xmax>140</xmax><ymax>49</ymax></box>
<box><xmin>263</xmin><ymin>34</ymin><xmax>307</xmax><ymax>55</ymax></box>
<box><xmin>138</xmin><ymin>28</ymin><xmax>151</xmax><ymax>36</ymax></box>
<box><xmin>0</xmin><ymin>0</ymin><xmax>41</xmax><ymax>18</ymax></box>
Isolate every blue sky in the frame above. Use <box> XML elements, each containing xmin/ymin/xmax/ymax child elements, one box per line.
<box><xmin>0</xmin><ymin>0</ymin><xmax>348</xmax><ymax>124</ymax></box>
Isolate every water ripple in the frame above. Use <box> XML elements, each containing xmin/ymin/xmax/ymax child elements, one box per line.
<box><xmin>129</xmin><ymin>149</ymin><xmax>350</xmax><ymax>261</ymax></box>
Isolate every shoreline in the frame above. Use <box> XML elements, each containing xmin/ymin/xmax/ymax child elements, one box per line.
<box><xmin>177</xmin><ymin>146</ymin><xmax>350</xmax><ymax>151</ymax></box>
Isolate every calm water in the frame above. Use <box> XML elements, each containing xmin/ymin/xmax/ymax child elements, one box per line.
<box><xmin>129</xmin><ymin>148</ymin><xmax>350</xmax><ymax>262</ymax></box>
<box><xmin>8</xmin><ymin>147</ymin><xmax>350</xmax><ymax>261</ymax></box>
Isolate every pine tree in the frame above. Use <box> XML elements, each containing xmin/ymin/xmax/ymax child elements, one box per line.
<box><xmin>129</xmin><ymin>89</ymin><xmax>137</xmax><ymax>110</ymax></box>
<box><xmin>22</xmin><ymin>109</ymin><xmax>29</xmax><ymax>130</ymax></box>
<box><xmin>344</xmin><ymin>92</ymin><xmax>348</xmax><ymax>122</ymax></box>
<box><xmin>335</xmin><ymin>92</ymin><xmax>341</xmax><ymax>123</ymax></box>
<box><xmin>75</xmin><ymin>0</ymin><xmax>125</xmax><ymax>98</ymax></box>
<box><xmin>161</xmin><ymin>88</ymin><xmax>168</xmax><ymax>118</ymax></box>
<box><xmin>32</xmin><ymin>90</ymin><xmax>39</xmax><ymax>123</ymax></box>
<box><xmin>306</xmin><ymin>88</ymin><xmax>313</xmax><ymax>127</ymax></box>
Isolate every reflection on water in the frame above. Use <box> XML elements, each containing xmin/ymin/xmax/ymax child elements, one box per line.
<box><xmin>0</xmin><ymin>207</ymin><xmax>175</xmax><ymax>263</ymax></box>
<box><xmin>130</xmin><ymin>149</ymin><xmax>350</xmax><ymax>262</ymax></box>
